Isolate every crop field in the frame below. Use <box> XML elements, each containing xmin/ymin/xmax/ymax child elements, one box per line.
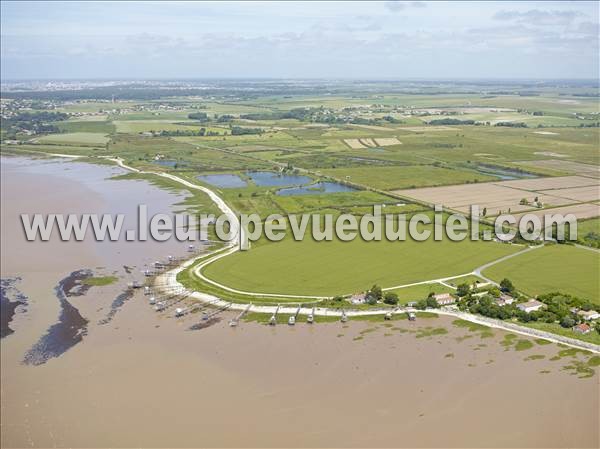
<box><xmin>35</xmin><ymin>132</ymin><xmax>110</xmax><ymax>146</ymax></box>
<box><xmin>202</xmin><ymin>233</ymin><xmax>521</xmax><ymax>296</ymax></box>
<box><xmin>56</xmin><ymin>119</ymin><xmax>115</xmax><ymax>134</ymax></box>
<box><xmin>512</xmin><ymin>203</ymin><xmax>600</xmax><ymax>226</ymax></box>
<box><xmin>483</xmin><ymin>244</ymin><xmax>600</xmax><ymax>304</ymax></box>
<box><xmin>322</xmin><ymin>165</ymin><xmax>498</xmax><ymax>190</ymax></box>
<box><xmin>516</xmin><ymin>160</ymin><xmax>600</xmax><ymax>178</ymax></box>
<box><xmin>398</xmin><ymin>176</ymin><xmax>600</xmax><ymax>218</ymax></box>
<box><xmin>113</xmin><ymin>120</ymin><xmax>218</xmax><ymax>134</ymax></box>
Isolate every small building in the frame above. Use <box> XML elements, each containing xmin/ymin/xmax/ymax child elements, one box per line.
<box><xmin>349</xmin><ymin>293</ymin><xmax>367</xmax><ymax>305</ymax></box>
<box><xmin>433</xmin><ymin>293</ymin><xmax>455</xmax><ymax>306</ymax></box>
<box><xmin>578</xmin><ymin>310</ymin><xmax>600</xmax><ymax>321</ymax></box>
<box><xmin>496</xmin><ymin>293</ymin><xmax>515</xmax><ymax>307</ymax></box>
<box><xmin>516</xmin><ymin>300</ymin><xmax>544</xmax><ymax>313</ymax></box>
<box><xmin>573</xmin><ymin>323</ymin><xmax>591</xmax><ymax>334</ymax></box>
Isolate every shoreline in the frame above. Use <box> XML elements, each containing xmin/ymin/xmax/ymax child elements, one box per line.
<box><xmin>6</xmin><ymin>151</ymin><xmax>600</xmax><ymax>353</ymax></box>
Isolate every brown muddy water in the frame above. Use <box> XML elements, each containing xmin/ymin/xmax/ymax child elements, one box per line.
<box><xmin>1</xmin><ymin>157</ymin><xmax>598</xmax><ymax>448</ymax></box>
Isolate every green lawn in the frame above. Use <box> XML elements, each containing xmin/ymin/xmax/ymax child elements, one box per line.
<box><xmin>387</xmin><ymin>282</ymin><xmax>455</xmax><ymax>304</ymax></box>
<box><xmin>483</xmin><ymin>244</ymin><xmax>600</xmax><ymax>304</ymax></box>
<box><xmin>202</xmin><ymin>234</ymin><xmax>521</xmax><ymax>296</ymax></box>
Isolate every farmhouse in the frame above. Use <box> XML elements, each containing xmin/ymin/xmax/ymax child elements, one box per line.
<box><xmin>517</xmin><ymin>300</ymin><xmax>544</xmax><ymax>313</ymax></box>
<box><xmin>433</xmin><ymin>293</ymin><xmax>455</xmax><ymax>305</ymax></box>
<box><xmin>496</xmin><ymin>293</ymin><xmax>515</xmax><ymax>306</ymax></box>
<box><xmin>578</xmin><ymin>310</ymin><xmax>600</xmax><ymax>321</ymax></box>
<box><xmin>349</xmin><ymin>293</ymin><xmax>367</xmax><ymax>304</ymax></box>
<box><xmin>573</xmin><ymin>323</ymin><xmax>591</xmax><ymax>334</ymax></box>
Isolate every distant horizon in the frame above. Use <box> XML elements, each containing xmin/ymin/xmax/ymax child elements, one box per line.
<box><xmin>2</xmin><ymin>77</ymin><xmax>598</xmax><ymax>83</ymax></box>
<box><xmin>2</xmin><ymin>1</ymin><xmax>598</xmax><ymax>80</ymax></box>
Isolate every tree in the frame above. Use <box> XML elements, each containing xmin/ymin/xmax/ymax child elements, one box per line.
<box><xmin>188</xmin><ymin>112</ymin><xmax>209</xmax><ymax>122</ymax></box>
<box><xmin>456</xmin><ymin>283</ymin><xmax>470</xmax><ymax>297</ymax></box>
<box><xmin>366</xmin><ymin>295</ymin><xmax>378</xmax><ymax>306</ymax></box>
<box><xmin>383</xmin><ymin>292</ymin><xmax>399</xmax><ymax>305</ymax></box>
<box><xmin>499</xmin><ymin>278</ymin><xmax>515</xmax><ymax>293</ymax></box>
<box><xmin>425</xmin><ymin>296</ymin><xmax>439</xmax><ymax>309</ymax></box>
<box><xmin>416</xmin><ymin>299</ymin><xmax>428</xmax><ymax>310</ymax></box>
<box><xmin>560</xmin><ymin>316</ymin><xmax>576</xmax><ymax>328</ymax></box>
<box><xmin>368</xmin><ymin>285</ymin><xmax>383</xmax><ymax>302</ymax></box>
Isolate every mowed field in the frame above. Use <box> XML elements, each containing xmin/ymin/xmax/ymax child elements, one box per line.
<box><xmin>398</xmin><ymin>175</ymin><xmax>600</xmax><ymax>218</ymax></box>
<box><xmin>483</xmin><ymin>245</ymin><xmax>600</xmax><ymax>304</ymax></box>
<box><xmin>202</xmin><ymin>235</ymin><xmax>521</xmax><ymax>296</ymax></box>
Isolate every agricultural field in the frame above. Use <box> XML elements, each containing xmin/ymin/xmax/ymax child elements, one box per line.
<box><xmin>202</xmin><ymin>232</ymin><xmax>521</xmax><ymax>296</ymax></box>
<box><xmin>483</xmin><ymin>244</ymin><xmax>600</xmax><ymax>304</ymax></box>
<box><xmin>398</xmin><ymin>175</ymin><xmax>600</xmax><ymax>218</ymax></box>
<box><xmin>1</xmin><ymin>79</ymin><xmax>599</xmax><ymax>346</ymax></box>
<box><xmin>35</xmin><ymin>132</ymin><xmax>110</xmax><ymax>146</ymax></box>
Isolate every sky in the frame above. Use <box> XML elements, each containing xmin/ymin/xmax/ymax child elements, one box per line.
<box><xmin>1</xmin><ymin>1</ymin><xmax>598</xmax><ymax>80</ymax></box>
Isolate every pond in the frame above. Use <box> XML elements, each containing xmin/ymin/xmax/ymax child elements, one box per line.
<box><xmin>247</xmin><ymin>171</ymin><xmax>312</xmax><ymax>187</ymax></box>
<box><xmin>276</xmin><ymin>181</ymin><xmax>358</xmax><ymax>196</ymax></box>
<box><xmin>197</xmin><ymin>174</ymin><xmax>248</xmax><ymax>188</ymax></box>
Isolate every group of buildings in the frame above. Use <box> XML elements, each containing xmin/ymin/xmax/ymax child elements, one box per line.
<box><xmin>348</xmin><ymin>281</ymin><xmax>599</xmax><ymax>336</ymax></box>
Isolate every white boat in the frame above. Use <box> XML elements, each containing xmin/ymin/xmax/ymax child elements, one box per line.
<box><xmin>385</xmin><ymin>311</ymin><xmax>393</xmax><ymax>320</ymax></box>
<box><xmin>341</xmin><ymin>312</ymin><xmax>348</xmax><ymax>323</ymax></box>
<box><xmin>229</xmin><ymin>320</ymin><xmax>238</xmax><ymax>327</ymax></box>
<box><xmin>288</xmin><ymin>316</ymin><xmax>296</xmax><ymax>325</ymax></box>
<box><xmin>175</xmin><ymin>307</ymin><xmax>185</xmax><ymax>317</ymax></box>
<box><xmin>149</xmin><ymin>296</ymin><xmax>156</xmax><ymax>305</ymax></box>
<box><xmin>269</xmin><ymin>315</ymin><xmax>277</xmax><ymax>325</ymax></box>
<box><xmin>307</xmin><ymin>314</ymin><xmax>314</xmax><ymax>324</ymax></box>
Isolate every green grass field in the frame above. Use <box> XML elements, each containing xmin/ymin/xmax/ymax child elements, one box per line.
<box><xmin>202</xmin><ymin>234</ymin><xmax>521</xmax><ymax>296</ymax></box>
<box><xmin>321</xmin><ymin>165</ymin><xmax>498</xmax><ymax>190</ymax></box>
<box><xmin>387</xmin><ymin>282</ymin><xmax>455</xmax><ymax>304</ymax></box>
<box><xmin>35</xmin><ymin>132</ymin><xmax>109</xmax><ymax>146</ymax></box>
<box><xmin>483</xmin><ymin>244</ymin><xmax>600</xmax><ymax>304</ymax></box>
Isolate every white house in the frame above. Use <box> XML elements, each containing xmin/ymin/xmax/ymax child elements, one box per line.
<box><xmin>433</xmin><ymin>293</ymin><xmax>455</xmax><ymax>306</ymax></box>
<box><xmin>496</xmin><ymin>293</ymin><xmax>515</xmax><ymax>306</ymax></box>
<box><xmin>578</xmin><ymin>310</ymin><xmax>600</xmax><ymax>321</ymax></box>
<box><xmin>349</xmin><ymin>293</ymin><xmax>367</xmax><ymax>305</ymax></box>
<box><xmin>516</xmin><ymin>300</ymin><xmax>544</xmax><ymax>313</ymax></box>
